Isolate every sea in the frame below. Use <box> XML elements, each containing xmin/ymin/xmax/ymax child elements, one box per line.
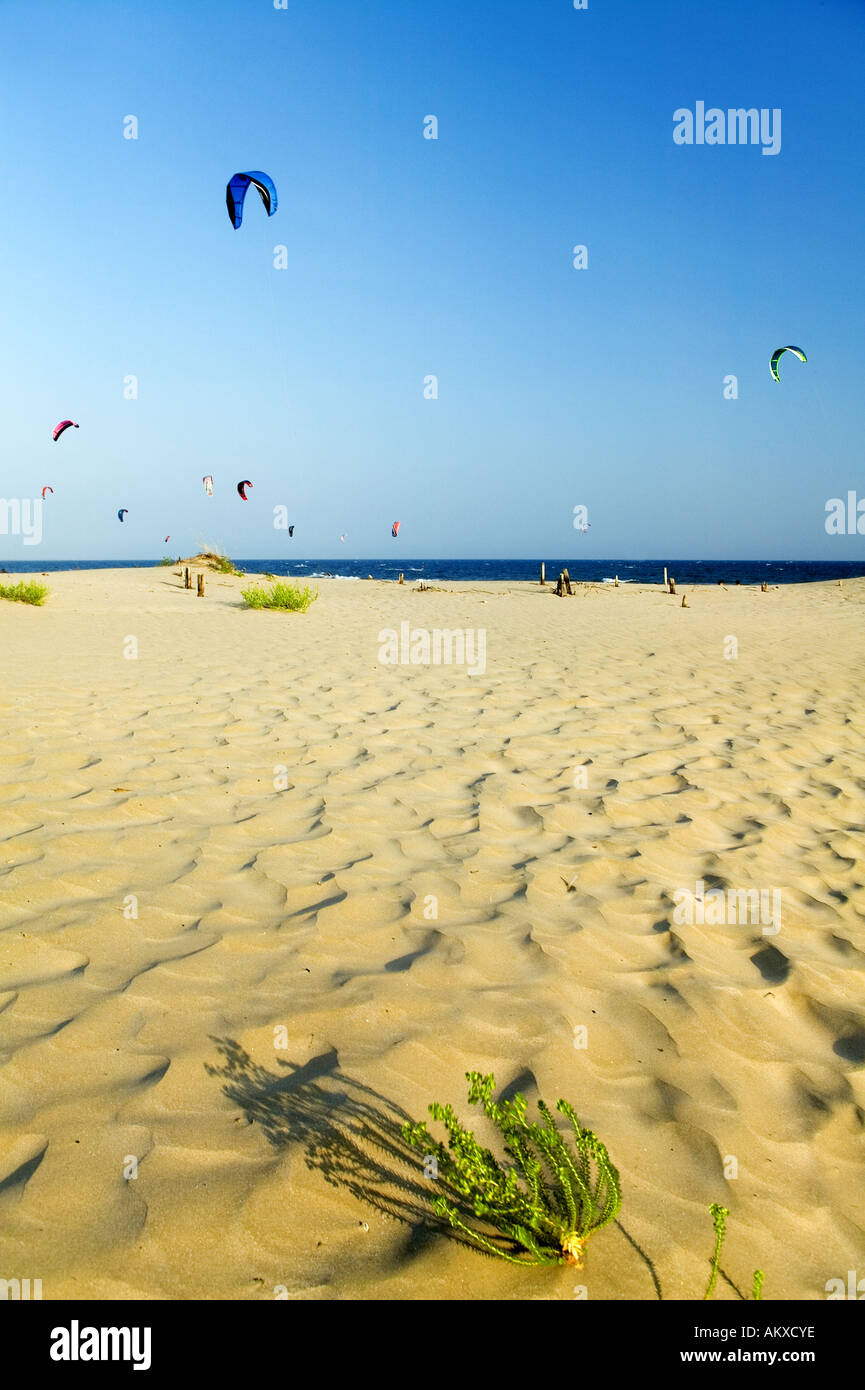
<box><xmin>2</xmin><ymin>558</ymin><xmax>864</xmax><ymax>585</ymax></box>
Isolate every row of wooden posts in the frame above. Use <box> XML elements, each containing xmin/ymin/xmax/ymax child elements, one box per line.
<box><xmin>181</xmin><ymin>567</ymin><xmax>205</xmax><ymax>596</ymax></box>
<box><xmin>541</xmin><ymin>562</ymin><xmax>772</xmax><ymax>601</ymax></box>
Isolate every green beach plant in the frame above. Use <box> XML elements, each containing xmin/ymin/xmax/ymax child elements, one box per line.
<box><xmin>402</xmin><ymin>1071</ymin><xmax>621</xmax><ymax>1267</ymax></box>
<box><xmin>212</xmin><ymin>554</ymin><xmax>245</xmax><ymax>576</ymax></box>
<box><xmin>241</xmin><ymin>579</ymin><xmax>318</xmax><ymax>613</ymax></box>
<box><xmin>0</xmin><ymin>580</ymin><xmax>48</xmax><ymax>605</ymax></box>
<box><xmin>703</xmin><ymin>1203</ymin><xmax>764</xmax><ymax>1300</ymax></box>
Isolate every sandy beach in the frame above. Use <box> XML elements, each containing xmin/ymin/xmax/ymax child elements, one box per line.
<box><xmin>1</xmin><ymin>564</ymin><xmax>863</xmax><ymax>1300</ymax></box>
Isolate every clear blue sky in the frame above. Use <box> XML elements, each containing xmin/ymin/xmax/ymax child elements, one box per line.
<box><xmin>1</xmin><ymin>0</ymin><xmax>863</xmax><ymax>560</ymax></box>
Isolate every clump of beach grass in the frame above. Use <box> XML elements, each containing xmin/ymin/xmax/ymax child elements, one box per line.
<box><xmin>403</xmin><ymin>1071</ymin><xmax>621</xmax><ymax>1266</ymax></box>
<box><xmin>211</xmin><ymin>554</ymin><xmax>245</xmax><ymax>576</ymax></box>
<box><xmin>241</xmin><ymin>579</ymin><xmax>318</xmax><ymax>613</ymax></box>
<box><xmin>0</xmin><ymin>580</ymin><xmax>48</xmax><ymax>605</ymax></box>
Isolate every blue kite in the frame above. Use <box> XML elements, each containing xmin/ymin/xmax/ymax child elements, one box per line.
<box><xmin>226</xmin><ymin>172</ymin><xmax>277</xmax><ymax>229</ymax></box>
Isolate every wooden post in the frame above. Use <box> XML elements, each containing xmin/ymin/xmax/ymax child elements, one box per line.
<box><xmin>669</xmin><ymin>578</ymin><xmax>676</xmax><ymax>594</ymax></box>
<box><xmin>197</xmin><ymin>573</ymin><xmax>205</xmax><ymax>597</ymax></box>
<box><xmin>398</xmin><ymin>573</ymin><xmax>404</xmax><ymax>585</ymax></box>
<box><xmin>540</xmin><ymin>563</ymin><xmax>545</xmax><ymax>586</ymax></box>
<box><xmin>614</xmin><ymin>575</ymin><xmax>619</xmax><ymax>587</ymax></box>
<box><xmin>184</xmin><ymin>567</ymin><xmax>191</xmax><ymax>589</ymax></box>
<box><xmin>562</xmin><ymin>568</ymin><xmax>572</xmax><ymax>595</ymax></box>
<box><xmin>663</xmin><ymin>566</ymin><xmax>668</xmax><ymax>588</ymax></box>
<box><xmin>681</xmin><ymin>594</ymin><xmax>688</xmax><ymax>607</ymax></box>
<box><xmin>555</xmin><ymin>571</ymin><xmax>564</xmax><ymax>596</ymax></box>
<box><xmin>761</xmin><ymin>581</ymin><xmax>767</xmax><ymax>592</ymax></box>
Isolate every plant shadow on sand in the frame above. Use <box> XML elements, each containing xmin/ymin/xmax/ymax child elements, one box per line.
<box><xmin>205</xmin><ymin>1037</ymin><xmax>665</xmax><ymax>1294</ymax></box>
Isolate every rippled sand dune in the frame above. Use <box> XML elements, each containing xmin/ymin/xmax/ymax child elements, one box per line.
<box><xmin>1</xmin><ymin>566</ymin><xmax>863</xmax><ymax>1300</ymax></box>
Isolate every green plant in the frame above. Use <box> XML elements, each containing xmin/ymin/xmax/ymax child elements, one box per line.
<box><xmin>241</xmin><ymin>580</ymin><xmax>318</xmax><ymax>613</ymax></box>
<box><xmin>0</xmin><ymin>580</ymin><xmax>48</xmax><ymax>605</ymax></box>
<box><xmin>703</xmin><ymin>1203</ymin><xmax>764</xmax><ymax>1300</ymax></box>
<box><xmin>402</xmin><ymin>1071</ymin><xmax>621</xmax><ymax>1266</ymax></box>
<box><xmin>213</xmin><ymin>555</ymin><xmax>244</xmax><ymax>576</ymax></box>
<box><xmin>704</xmin><ymin>1203</ymin><xmax>727</xmax><ymax>1299</ymax></box>
<box><xmin>158</xmin><ymin>556</ymin><xmax>174</xmax><ymax>566</ymax></box>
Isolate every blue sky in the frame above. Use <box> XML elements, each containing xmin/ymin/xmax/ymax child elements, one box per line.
<box><xmin>1</xmin><ymin>0</ymin><xmax>863</xmax><ymax>560</ymax></box>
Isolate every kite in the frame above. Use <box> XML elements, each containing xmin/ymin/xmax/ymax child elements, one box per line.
<box><xmin>392</xmin><ymin>522</ymin><xmax>400</xmax><ymax>538</ymax></box>
<box><xmin>237</xmin><ymin>480</ymin><xmax>253</xmax><ymax>500</ymax></box>
<box><xmin>288</xmin><ymin>525</ymin><xmax>294</xmax><ymax>537</ymax></box>
<box><xmin>53</xmin><ymin>420</ymin><xmax>78</xmax><ymax>441</ymax></box>
<box><xmin>339</xmin><ymin>533</ymin><xmax>347</xmax><ymax>543</ymax></box>
<box><xmin>118</xmin><ymin>508</ymin><xmax>128</xmax><ymax>522</ymax></box>
<box><xmin>226</xmin><ymin>172</ymin><xmax>277</xmax><ymax>229</ymax></box>
<box><xmin>164</xmin><ymin>535</ymin><xmax>170</xmax><ymax>543</ymax></box>
<box><xmin>203</xmin><ymin>475</ymin><xmax>213</xmax><ymax>496</ymax></box>
<box><xmin>41</xmin><ymin>486</ymin><xmax>53</xmax><ymax>499</ymax></box>
<box><xmin>770</xmin><ymin>345</ymin><xmax>807</xmax><ymax>383</ymax></box>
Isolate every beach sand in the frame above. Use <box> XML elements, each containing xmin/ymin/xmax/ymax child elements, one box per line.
<box><xmin>1</xmin><ymin>564</ymin><xmax>863</xmax><ymax>1300</ymax></box>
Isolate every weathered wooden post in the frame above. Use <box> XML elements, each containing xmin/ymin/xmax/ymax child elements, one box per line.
<box><xmin>555</xmin><ymin>571</ymin><xmax>564</xmax><ymax>596</ymax></box>
<box><xmin>761</xmin><ymin>581</ymin><xmax>767</xmax><ymax>592</ymax></box>
<box><xmin>540</xmin><ymin>563</ymin><xmax>545</xmax><ymax>586</ymax></box>
<box><xmin>614</xmin><ymin>575</ymin><xmax>619</xmax><ymax>587</ymax></box>
<box><xmin>681</xmin><ymin>594</ymin><xmax>688</xmax><ymax>607</ymax></box>
<box><xmin>197</xmin><ymin>573</ymin><xmax>205</xmax><ymax>597</ymax></box>
<box><xmin>669</xmin><ymin>578</ymin><xmax>676</xmax><ymax>595</ymax></box>
<box><xmin>562</xmin><ymin>568</ymin><xmax>572</xmax><ymax>595</ymax></box>
<box><xmin>398</xmin><ymin>573</ymin><xmax>404</xmax><ymax>585</ymax></box>
<box><xmin>663</xmin><ymin>566</ymin><xmax>668</xmax><ymax>588</ymax></box>
<box><xmin>184</xmin><ymin>567</ymin><xmax>191</xmax><ymax>589</ymax></box>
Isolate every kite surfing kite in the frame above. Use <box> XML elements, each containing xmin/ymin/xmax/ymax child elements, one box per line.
<box><xmin>41</xmin><ymin>486</ymin><xmax>53</xmax><ymax>499</ymax></box>
<box><xmin>164</xmin><ymin>535</ymin><xmax>170</xmax><ymax>543</ymax></box>
<box><xmin>339</xmin><ymin>533</ymin><xmax>347</xmax><ymax>543</ymax></box>
<box><xmin>288</xmin><ymin>525</ymin><xmax>294</xmax><ymax>537</ymax></box>
<box><xmin>391</xmin><ymin>522</ymin><xmax>400</xmax><ymax>538</ymax></box>
<box><xmin>118</xmin><ymin>508</ymin><xmax>128</xmax><ymax>522</ymax></box>
<box><xmin>226</xmin><ymin>172</ymin><xmax>277</xmax><ymax>229</ymax></box>
<box><xmin>770</xmin><ymin>346</ymin><xmax>807</xmax><ymax>382</ymax></box>
<box><xmin>203</xmin><ymin>475</ymin><xmax>213</xmax><ymax>496</ymax></box>
<box><xmin>237</xmin><ymin>480</ymin><xmax>252</xmax><ymax>500</ymax></box>
<box><xmin>53</xmin><ymin>420</ymin><xmax>78</xmax><ymax>441</ymax></box>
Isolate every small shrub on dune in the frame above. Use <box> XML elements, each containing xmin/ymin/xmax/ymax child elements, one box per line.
<box><xmin>241</xmin><ymin>579</ymin><xmax>318</xmax><ymax>612</ymax></box>
<box><xmin>0</xmin><ymin>580</ymin><xmax>48</xmax><ymax>605</ymax></box>
<box><xmin>404</xmin><ymin>1071</ymin><xmax>621</xmax><ymax>1266</ymax></box>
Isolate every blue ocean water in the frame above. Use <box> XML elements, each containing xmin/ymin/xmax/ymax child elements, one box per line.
<box><xmin>2</xmin><ymin>558</ymin><xmax>864</xmax><ymax>585</ymax></box>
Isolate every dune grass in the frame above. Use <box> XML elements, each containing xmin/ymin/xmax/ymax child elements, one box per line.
<box><xmin>210</xmin><ymin>554</ymin><xmax>245</xmax><ymax>576</ymax></box>
<box><xmin>0</xmin><ymin>580</ymin><xmax>48</xmax><ymax>605</ymax></box>
<box><xmin>241</xmin><ymin>579</ymin><xmax>318</xmax><ymax>612</ymax></box>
